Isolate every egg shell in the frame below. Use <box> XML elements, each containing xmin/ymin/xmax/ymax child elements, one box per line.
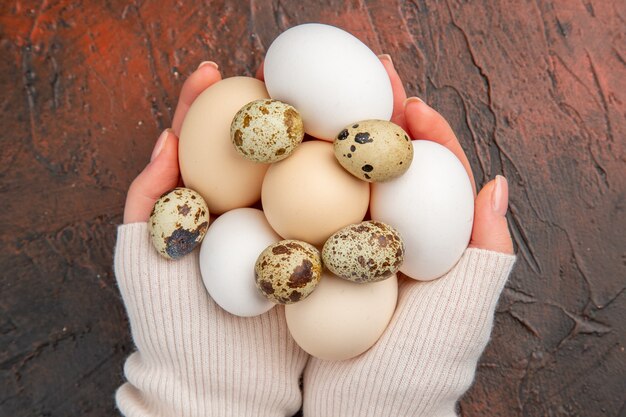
<box><xmin>231</xmin><ymin>99</ymin><xmax>304</xmax><ymax>163</ymax></box>
<box><xmin>179</xmin><ymin>77</ymin><xmax>270</xmax><ymax>214</ymax></box>
<box><xmin>322</xmin><ymin>221</ymin><xmax>404</xmax><ymax>283</ymax></box>
<box><xmin>149</xmin><ymin>188</ymin><xmax>209</xmax><ymax>260</ymax></box>
<box><xmin>262</xmin><ymin>140</ymin><xmax>370</xmax><ymax>246</ymax></box>
<box><xmin>255</xmin><ymin>240</ymin><xmax>322</xmax><ymax>304</ymax></box>
<box><xmin>264</xmin><ymin>23</ymin><xmax>393</xmax><ymax>140</ymax></box>
<box><xmin>199</xmin><ymin>208</ymin><xmax>280</xmax><ymax>317</ymax></box>
<box><xmin>285</xmin><ymin>270</ymin><xmax>398</xmax><ymax>361</ymax></box>
<box><xmin>370</xmin><ymin>141</ymin><xmax>474</xmax><ymax>281</ymax></box>
<box><xmin>334</xmin><ymin>120</ymin><xmax>413</xmax><ymax>182</ymax></box>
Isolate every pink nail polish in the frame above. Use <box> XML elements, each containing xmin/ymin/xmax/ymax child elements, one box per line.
<box><xmin>378</xmin><ymin>54</ymin><xmax>393</xmax><ymax>66</ymax></box>
<box><xmin>492</xmin><ymin>175</ymin><xmax>509</xmax><ymax>216</ymax></box>
<box><xmin>151</xmin><ymin>129</ymin><xmax>170</xmax><ymax>162</ymax></box>
<box><xmin>197</xmin><ymin>61</ymin><xmax>219</xmax><ymax>70</ymax></box>
<box><xmin>403</xmin><ymin>96</ymin><xmax>425</xmax><ymax>108</ymax></box>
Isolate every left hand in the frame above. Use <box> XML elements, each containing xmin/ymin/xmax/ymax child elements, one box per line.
<box><xmin>123</xmin><ymin>61</ymin><xmax>221</xmax><ymax>224</ymax></box>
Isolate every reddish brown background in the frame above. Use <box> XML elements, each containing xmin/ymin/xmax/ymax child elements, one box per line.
<box><xmin>1</xmin><ymin>1</ymin><xmax>624</xmax><ymax>416</ymax></box>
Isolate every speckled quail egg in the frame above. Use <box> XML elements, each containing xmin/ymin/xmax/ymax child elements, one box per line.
<box><xmin>255</xmin><ymin>240</ymin><xmax>322</xmax><ymax>304</ymax></box>
<box><xmin>231</xmin><ymin>99</ymin><xmax>305</xmax><ymax>163</ymax></box>
<box><xmin>149</xmin><ymin>187</ymin><xmax>210</xmax><ymax>260</ymax></box>
<box><xmin>334</xmin><ymin>120</ymin><xmax>413</xmax><ymax>182</ymax></box>
<box><xmin>322</xmin><ymin>221</ymin><xmax>404</xmax><ymax>283</ymax></box>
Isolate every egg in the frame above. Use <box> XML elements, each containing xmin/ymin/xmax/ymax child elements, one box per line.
<box><xmin>199</xmin><ymin>208</ymin><xmax>280</xmax><ymax>317</ymax></box>
<box><xmin>262</xmin><ymin>141</ymin><xmax>370</xmax><ymax>246</ymax></box>
<box><xmin>255</xmin><ymin>240</ymin><xmax>322</xmax><ymax>304</ymax></box>
<box><xmin>264</xmin><ymin>23</ymin><xmax>393</xmax><ymax>140</ymax></box>
<box><xmin>230</xmin><ymin>99</ymin><xmax>304</xmax><ymax>163</ymax></box>
<box><xmin>148</xmin><ymin>188</ymin><xmax>209</xmax><ymax>260</ymax></box>
<box><xmin>179</xmin><ymin>77</ymin><xmax>270</xmax><ymax>214</ymax></box>
<box><xmin>334</xmin><ymin>120</ymin><xmax>413</xmax><ymax>182</ymax></box>
<box><xmin>285</xmin><ymin>270</ymin><xmax>398</xmax><ymax>361</ymax></box>
<box><xmin>370</xmin><ymin>140</ymin><xmax>474</xmax><ymax>281</ymax></box>
<box><xmin>322</xmin><ymin>221</ymin><xmax>404</xmax><ymax>283</ymax></box>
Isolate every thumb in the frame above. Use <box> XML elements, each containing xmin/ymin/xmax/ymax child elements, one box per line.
<box><xmin>469</xmin><ymin>175</ymin><xmax>514</xmax><ymax>254</ymax></box>
<box><xmin>123</xmin><ymin>129</ymin><xmax>182</xmax><ymax>224</ymax></box>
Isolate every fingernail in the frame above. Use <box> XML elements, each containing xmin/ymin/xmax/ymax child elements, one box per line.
<box><xmin>151</xmin><ymin>129</ymin><xmax>170</xmax><ymax>162</ymax></box>
<box><xmin>197</xmin><ymin>61</ymin><xmax>219</xmax><ymax>70</ymax></box>
<box><xmin>492</xmin><ymin>175</ymin><xmax>509</xmax><ymax>216</ymax></box>
<box><xmin>404</xmin><ymin>96</ymin><xmax>425</xmax><ymax>107</ymax></box>
<box><xmin>378</xmin><ymin>54</ymin><xmax>393</xmax><ymax>66</ymax></box>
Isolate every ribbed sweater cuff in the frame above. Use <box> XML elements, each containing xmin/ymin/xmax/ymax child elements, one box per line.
<box><xmin>114</xmin><ymin>223</ymin><xmax>308</xmax><ymax>417</ymax></box>
<box><xmin>303</xmin><ymin>248</ymin><xmax>516</xmax><ymax>417</ymax></box>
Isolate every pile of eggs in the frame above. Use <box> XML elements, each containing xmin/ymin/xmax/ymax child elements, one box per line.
<box><xmin>148</xmin><ymin>23</ymin><xmax>474</xmax><ymax>361</ymax></box>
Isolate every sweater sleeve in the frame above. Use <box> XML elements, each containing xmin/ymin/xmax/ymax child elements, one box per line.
<box><xmin>113</xmin><ymin>223</ymin><xmax>309</xmax><ymax>417</ymax></box>
<box><xmin>302</xmin><ymin>247</ymin><xmax>516</xmax><ymax>417</ymax></box>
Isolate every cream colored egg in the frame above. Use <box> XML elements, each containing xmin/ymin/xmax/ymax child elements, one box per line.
<box><xmin>149</xmin><ymin>188</ymin><xmax>209</xmax><ymax>260</ymax></box>
<box><xmin>179</xmin><ymin>77</ymin><xmax>271</xmax><ymax>214</ymax></box>
<box><xmin>261</xmin><ymin>141</ymin><xmax>370</xmax><ymax>246</ymax></box>
<box><xmin>322</xmin><ymin>221</ymin><xmax>404</xmax><ymax>283</ymax></box>
<box><xmin>255</xmin><ymin>240</ymin><xmax>322</xmax><ymax>304</ymax></box>
<box><xmin>285</xmin><ymin>270</ymin><xmax>398</xmax><ymax>361</ymax></box>
<box><xmin>231</xmin><ymin>99</ymin><xmax>304</xmax><ymax>163</ymax></box>
<box><xmin>334</xmin><ymin>120</ymin><xmax>413</xmax><ymax>182</ymax></box>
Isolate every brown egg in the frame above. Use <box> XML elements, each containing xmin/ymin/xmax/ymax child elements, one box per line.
<box><xmin>231</xmin><ymin>99</ymin><xmax>304</xmax><ymax>163</ymax></box>
<box><xmin>261</xmin><ymin>141</ymin><xmax>370</xmax><ymax>246</ymax></box>
<box><xmin>285</xmin><ymin>270</ymin><xmax>398</xmax><ymax>361</ymax></box>
<box><xmin>179</xmin><ymin>77</ymin><xmax>270</xmax><ymax>214</ymax></box>
<box><xmin>322</xmin><ymin>221</ymin><xmax>404</xmax><ymax>283</ymax></box>
<box><xmin>334</xmin><ymin>119</ymin><xmax>413</xmax><ymax>182</ymax></box>
<box><xmin>255</xmin><ymin>240</ymin><xmax>322</xmax><ymax>304</ymax></box>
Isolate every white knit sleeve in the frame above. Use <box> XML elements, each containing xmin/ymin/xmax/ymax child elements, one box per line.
<box><xmin>114</xmin><ymin>223</ymin><xmax>308</xmax><ymax>417</ymax></box>
<box><xmin>303</xmin><ymin>247</ymin><xmax>516</xmax><ymax>417</ymax></box>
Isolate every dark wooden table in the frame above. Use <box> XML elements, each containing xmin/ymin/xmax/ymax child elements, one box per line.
<box><xmin>1</xmin><ymin>1</ymin><xmax>624</xmax><ymax>416</ymax></box>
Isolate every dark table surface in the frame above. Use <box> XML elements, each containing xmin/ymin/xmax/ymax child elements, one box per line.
<box><xmin>1</xmin><ymin>1</ymin><xmax>624</xmax><ymax>416</ymax></box>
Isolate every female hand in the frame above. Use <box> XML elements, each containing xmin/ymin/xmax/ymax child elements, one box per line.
<box><xmin>302</xmin><ymin>55</ymin><xmax>516</xmax><ymax>417</ymax></box>
<box><xmin>115</xmin><ymin>62</ymin><xmax>308</xmax><ymax>417</ymax></box>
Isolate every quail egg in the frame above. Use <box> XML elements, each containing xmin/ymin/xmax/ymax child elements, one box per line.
<box><xmin>334</xmin><ymin>119</ymin><xmax>413</xmax><ymax>182</ymax></box>
<box><xmin>322</xmin><ymin>221</ymin><xmax>404</xmax><ymax>283</ymax></box>
<box><xmin>255</xmin><ymin>240</ymin><xmax>322</xmax><ymax>304</ymax></box>
<box><xmin>149</xmin><ymin>187</ymin><xmax>210</xmax><ymax>260</ymax></box>
<box><xmin>231</xmin><ymin>99</ymin><xmax>304</xmax><ymax>163</ymax></box>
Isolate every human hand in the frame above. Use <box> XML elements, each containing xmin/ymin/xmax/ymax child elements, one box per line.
<box><xmin>302</xmin><ymin>56</ymin><xmax>516</xmax><ymax>417</ymax></box>
<box><xmin>122</xmin><ymin>61</ymin><xmax>221</xmax><ymax>224</ymax></box>
<box><xmin>115</xmin><ymin>62</ymin><xmax>308</xmax><ymax>417</ymax></box>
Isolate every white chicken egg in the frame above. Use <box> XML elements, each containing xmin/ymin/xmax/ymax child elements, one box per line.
<box><xmin>370</xmin><ymin>140</ymin><xmax>475</xmax><ymax>281</ymax></box>
<box><xmin>199</xmin><ymin>208</ymin><xmax>280</xmax><ymax>317</ymax></box>
<box><xmin>263</xmin><ymin>23</ymin><xmax>393</xmax><ymax>140</ymax></box>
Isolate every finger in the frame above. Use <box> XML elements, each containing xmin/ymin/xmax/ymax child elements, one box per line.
<box><xmin>469</xmin><ymin>175</ymin><xmax>514</xmax><ymax>254</ymax></box>
<box><xmin>378</xmin><ymin>54</ymin><xmax>407</xmax><ymax>131</ymax></box>
<box><xmin>404</xmin><ymin>98</ymin><xmax>476</xmax><ymax>194</ymax></box>
<box><xmin>124</xmin><ymin>130</ymin><xmax>181</xmax><ymax>224</ymax></box>
<box><xmin>255</xmin><ymin>60</ymin><xmax>265</xmax><ymax>81</ymax></box>
<box><xmin>172</xmin><ymin>61</ymin><xmax>222</xmax><ymax>135</ymax></box>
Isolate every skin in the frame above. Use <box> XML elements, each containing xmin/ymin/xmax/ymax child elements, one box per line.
<box><xmin>124</xmin><ymin>58</ymin><xmax>513</xmax><ymax>255</ymax></box>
